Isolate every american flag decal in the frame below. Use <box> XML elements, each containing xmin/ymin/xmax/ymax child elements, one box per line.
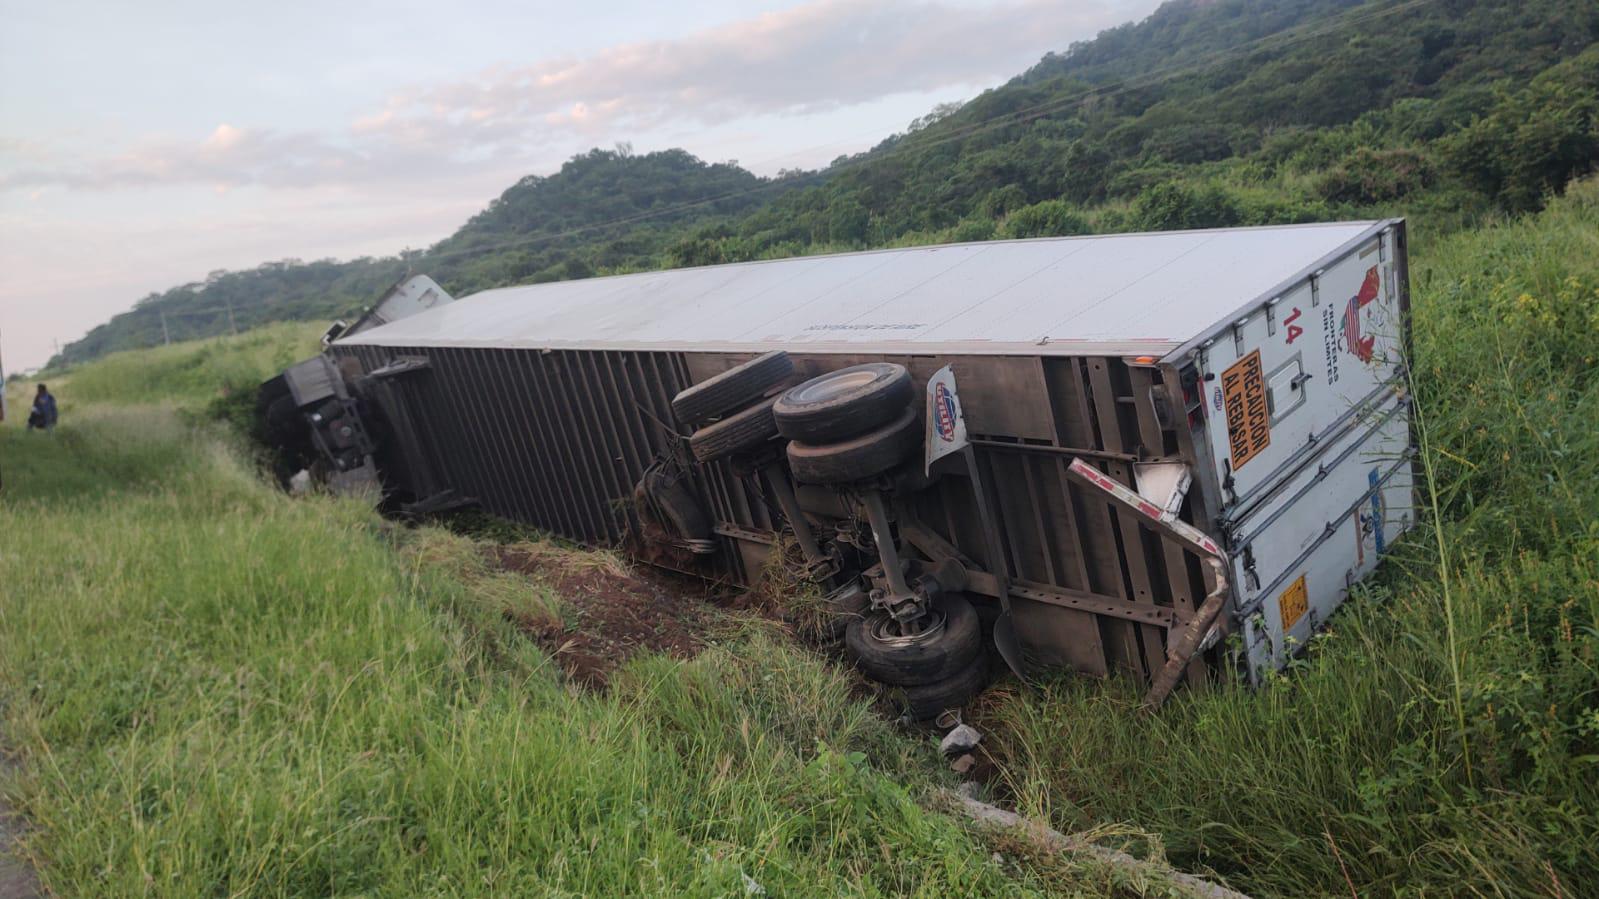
<box><xmin>1342</xmin><ymin>266</ymin><xmax>1380</xmax><ymax>362</ymax></box>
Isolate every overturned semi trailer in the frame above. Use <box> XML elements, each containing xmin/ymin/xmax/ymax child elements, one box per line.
<box><xmin>290</xmin><ymin>221</ymin><xmax>1414</xmax><ymax>713</ymax></box>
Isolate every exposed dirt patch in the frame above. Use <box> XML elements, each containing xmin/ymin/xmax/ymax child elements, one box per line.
<box><xmin>0</xmin><ymin>751</ymin><xmax>41</xmax><ymax>899</ymax></box>
<box><xmin>490</xmin><ymin>544</ymin><xmax>732</xmax><ymax>688</ymax></box>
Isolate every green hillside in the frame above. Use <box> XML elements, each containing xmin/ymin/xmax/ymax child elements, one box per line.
<box><xmin>54</xmin><ymin>149</ymin><xmax>779</xmax><ymax>366</ymax></box>
<box><xmin>703</xmin><ymin>0</ymin><xmax>1598</xmax><ymax>255</ymax></box>
<box><xmin>53</xmin><ymin>0</ymin><xmax>1599</xmax><ymax>368</ymax></box>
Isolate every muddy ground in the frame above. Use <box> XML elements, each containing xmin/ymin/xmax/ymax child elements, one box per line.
<box><xmin>481</xmin><ymin>542</ymin><xmax>1013</xmax><ymax>790</ymax></box>
<box><xmin>489</xmin><ymin>544</ymin><xmax>776</xmax><ymax>688</ymax></box>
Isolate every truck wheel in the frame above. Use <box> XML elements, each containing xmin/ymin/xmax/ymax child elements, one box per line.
<box><xmin>893</xmin><ymin>654</ymin><xmax>989</xmax><ymax>721</ymax></box>
<box><xmin>689</xmin><ymin>398</ymin><xmax>780</xmax><ymax>463</ymax></box>
<box><xmin>846</xmin><ymin>593</ymin><xmax>981</xmax><ymax>686</ymax></box>
<box><xmin>786</xmin><ymin>406</ymin><xmax>920</xmax><ymax>484</ymax></box>
<box><xmin>774</xmin><ymin>362</ymin><xmax>913</xmax><ymax>444</ymax></box>
<box><xmin>264</xmin><ymin>395</ymin><xmax>304</xmax><ymax>442</ymax></box>
<box><xmin>672</xmin><ymin>351</ymin><xmax>793</xmax><ymax>428</ymax></box>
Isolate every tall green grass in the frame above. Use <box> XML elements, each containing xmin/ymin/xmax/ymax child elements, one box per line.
<box><xmin>42</xmin><ymin>321</ymin><xmax>324</xmax><ymax>409</ymax></box>
<box><xmin>978</xmin><ymin>180</ymin><xmax>1599</xmax><ymax>896</ymax></box>
<box><xmin>0</xmin><ymin>406</ymin><xmax>1179</xmax><ymax>895</ymax></box>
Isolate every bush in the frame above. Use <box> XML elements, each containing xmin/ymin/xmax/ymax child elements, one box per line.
<box><xmin>950</xmin><ymin>217</ymin><xmax>999</xmax><ymax>243</ymax></box>
<box><xmin>1129</xmin><ymin>181</ymin><xmax>1242</xmax><ymax>230</ymax></box>
<box><xmin>1317</xmin><ymin>146</ymin><xmax>1438</xmax><ymax>204</ymax></box>
<box><xmin>1142</xmin><ymin>123</ymin><xmax>1236</xmax><ymax>164</ymax></box>
<box><xmin>1441</xmin><ymin>47</ymin><xmax>1599</xmax><ymax>211</ymax></box>
<box><xmin>1000</xmin><ymin>199</ymin><xmax>1089</xmax><ymax>238</ymax></box>
<box><xmin>978</xmin><ymin>184</ymin><xmax>1028</xmax><ymax>218</ymax></box>
<box><xmin>1057</xmin><ymin>140</ymin><xmax>1115</xmax><ymax>204</ymax></box>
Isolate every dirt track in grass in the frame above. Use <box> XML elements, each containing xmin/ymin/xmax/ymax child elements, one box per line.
<box><xmin>0</xmin><ymin>750</ymin><xmax>41</xmax><ymax>899</ymax></box>
<box><xmin>489</xmin><ymin>544</ymin><xmax>762</xmax><ymax>688</ymax></box>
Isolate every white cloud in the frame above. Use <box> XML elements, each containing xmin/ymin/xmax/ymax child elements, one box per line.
<box><xmin>203</xmin><ymin>124</ymin><xmax>246</xmax><ymax>151</ymax></box>
<box><xmin>0</xmin><ymin>0</ymin><xmax>1139</xmax><ymax>195</ymax></box>
<box><xmin>376</xmin><ymin>0</ymin><xmax>1131</xmax><ymax>134</ymax></box>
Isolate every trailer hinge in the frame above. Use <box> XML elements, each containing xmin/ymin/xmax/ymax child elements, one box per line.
<box><xmin>1231</xmin><ymin>318</ymin><xmax>1248</xmax><ymax>356</ymax></box>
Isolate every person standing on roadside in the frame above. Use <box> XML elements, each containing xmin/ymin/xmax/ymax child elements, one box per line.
<box><xmin>27</xmin><ymin>383</ymin><xmax>58</xmax><ymax>432</ymax></box>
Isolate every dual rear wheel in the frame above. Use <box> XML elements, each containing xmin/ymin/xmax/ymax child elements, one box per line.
<box><xmin>672</xmin><ymin>355</ymin><xmax>988</xmax><ymax>719</ymax></box>
<box><xmin>846</xmin><ymin>592</ymin><xmax>988</xmax><ymax>720</ymax></box>
<box><xmin>776</xmin><ymin>363</ymin><xmax>921</xmax><ymax>484</ymax></box>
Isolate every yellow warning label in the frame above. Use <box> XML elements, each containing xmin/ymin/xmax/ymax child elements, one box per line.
<box><xmin>1279</xmin><ymin>574</ymin><xmax>1308</xmax><ymax>631</ymax></box>
<box><xmin>1222</xmin><ymin>349</ymin><xmax>1271</xmax><ymax>469</ymax></box>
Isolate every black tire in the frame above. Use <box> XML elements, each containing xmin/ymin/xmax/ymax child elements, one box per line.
<box><xmin>846</xmin><ymin>593</ymin><xmax>982</xmax><ymax>686</ymax></box>
<box><xmin>786</xmin><ymin>406</ymin><xmax>921</xmax><ymax>484</ymax></box>
<box><xmin>894</xmin><ymin>654</ymin><xmax>989</xmax><ymax>721</ymax></box>
<box><xmin>672</xmin><ymin>351</ymin><xmax>793</xmax><ymax>428</ymax></box>
<box><xmin>689</xmin><ymin>398</ymin><xmax>780</xmax><ymax>463</ymax></box>
<box><xmin>264</xmin><ymin>395</ymin><xmax>306</xmax><ymax>446</ymax></box>
<box><xmin>774</xmin><ymin>363</ymin><xmax>914</xmax><ymax>444</ymax></box>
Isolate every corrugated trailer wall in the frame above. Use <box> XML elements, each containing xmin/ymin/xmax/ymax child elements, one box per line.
<box><xmin>335</xmin><ymin>344</ymin><xmax>776</xmax><ymax>568</ymax></box>
<box><xmin>334</xmin><ymin>343</ymin><xmax>1212</xmax><ymax>685</ymax></box>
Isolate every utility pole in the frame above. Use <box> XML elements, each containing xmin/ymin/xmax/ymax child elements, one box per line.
<box><xmin>224</xmin><ymin>296</ymin><xmax>238</xmax><ymax>335</ymax></box>
<box><xmin>159</xmin><ymin>309</ymin><xmax>171</xmax><ymax>346</ymax></box>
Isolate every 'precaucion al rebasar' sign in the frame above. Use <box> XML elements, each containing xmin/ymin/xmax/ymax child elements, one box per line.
<box><xmin>1222</xmin><ymin>349</ymin><xmax>1270</xmax><ymax>469</ymax></box>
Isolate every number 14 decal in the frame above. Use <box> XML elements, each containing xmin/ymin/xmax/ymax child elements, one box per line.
<box><xmin>1283</xmin><ymin>307</ymin><xmax>1304</xmax><ymax>344</ymax></box>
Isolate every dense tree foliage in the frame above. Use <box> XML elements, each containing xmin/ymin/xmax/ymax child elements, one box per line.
<box><xmin>427</xmin><ymin>147</ymin><xmax>776</xmax><ymax>291</ymax></box>
<box><xmin>61</xmin><ymin>258</ymin><xmax>410</xmax><ymax>365</ymax></box>
<box><xmin>54</xmin><ymin>0</ymin><xmax>1599</xmax><ymax>369</ymax></box>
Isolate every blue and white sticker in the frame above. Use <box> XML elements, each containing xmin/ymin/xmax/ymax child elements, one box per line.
<box><xmin>925</xmin><ymin>365</ymin><xmax>970</xmax><ymax>474</ymax></box>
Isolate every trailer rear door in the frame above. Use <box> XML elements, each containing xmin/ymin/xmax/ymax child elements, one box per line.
<box><xmin>1192</xmin><ymin>223</ymin><xmax>1415</xmax><ymax>677</ymax></box>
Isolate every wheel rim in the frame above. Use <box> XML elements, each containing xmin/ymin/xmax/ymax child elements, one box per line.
<box><xmin>788</xmin><ymin>368</ymin><xmax>881</xmax><ymax>404</ymax></box>
<box><xmin>869</xmin><ymin>609</ymin><xmax>946</xmax><ymax>646</ymax></box>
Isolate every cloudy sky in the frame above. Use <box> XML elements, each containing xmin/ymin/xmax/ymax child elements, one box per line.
<box><xmin>0</xmin><ymin>0</ymin><xmax>1155</xmax><ymax>373</ymax></box>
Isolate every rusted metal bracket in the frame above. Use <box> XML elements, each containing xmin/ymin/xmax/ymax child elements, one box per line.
<box><xmin>713</xmin><ymin>522</ymin><xmax>776</xmax><ymax>546</ymax></box>
<box><xmin>1010</xmin><ymin>581</ymin><xmax>1184</xmax><ymax>629</ymax></box>
<box><xmin>1063</xmin><ymin>458</ymin><xmax>1230</xmax><ymax>710</ymax></box>
<box><xmin>898</xmin><ymin>521</ymin><xmax>1185</xmax><ymax>628</ymax></box>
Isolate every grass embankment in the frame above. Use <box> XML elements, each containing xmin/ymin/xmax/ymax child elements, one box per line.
<box><xmin>980</xmin><ymin>180</ymin><xmax>1599</xmax><ymax>896</ymax></box>
<box><xmin>0</xmin><ymin>412</ymin><xmax>1171</xmax><ymax>890</ymax></box>
<box><xmin>7</xmin><ymin>186</ymin><xmax>1595</xmax><ymax>897</ymax></box>
<box><xmin>41</xmin><ymin>321</ymin><xmax>326</xmax><ymax>408</ymax></box>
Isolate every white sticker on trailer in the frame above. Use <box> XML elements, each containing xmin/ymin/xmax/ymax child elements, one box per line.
<box><xmin>925</xmin><ymin>365</ymin><xmax>970</xmax><ymax>474</ymax></box>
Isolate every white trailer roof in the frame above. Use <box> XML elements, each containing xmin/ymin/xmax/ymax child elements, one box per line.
<box><xmin>339</xmin><ymin>221</ymin><xmax>1385</xmax><ymax>357</ymax></box>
